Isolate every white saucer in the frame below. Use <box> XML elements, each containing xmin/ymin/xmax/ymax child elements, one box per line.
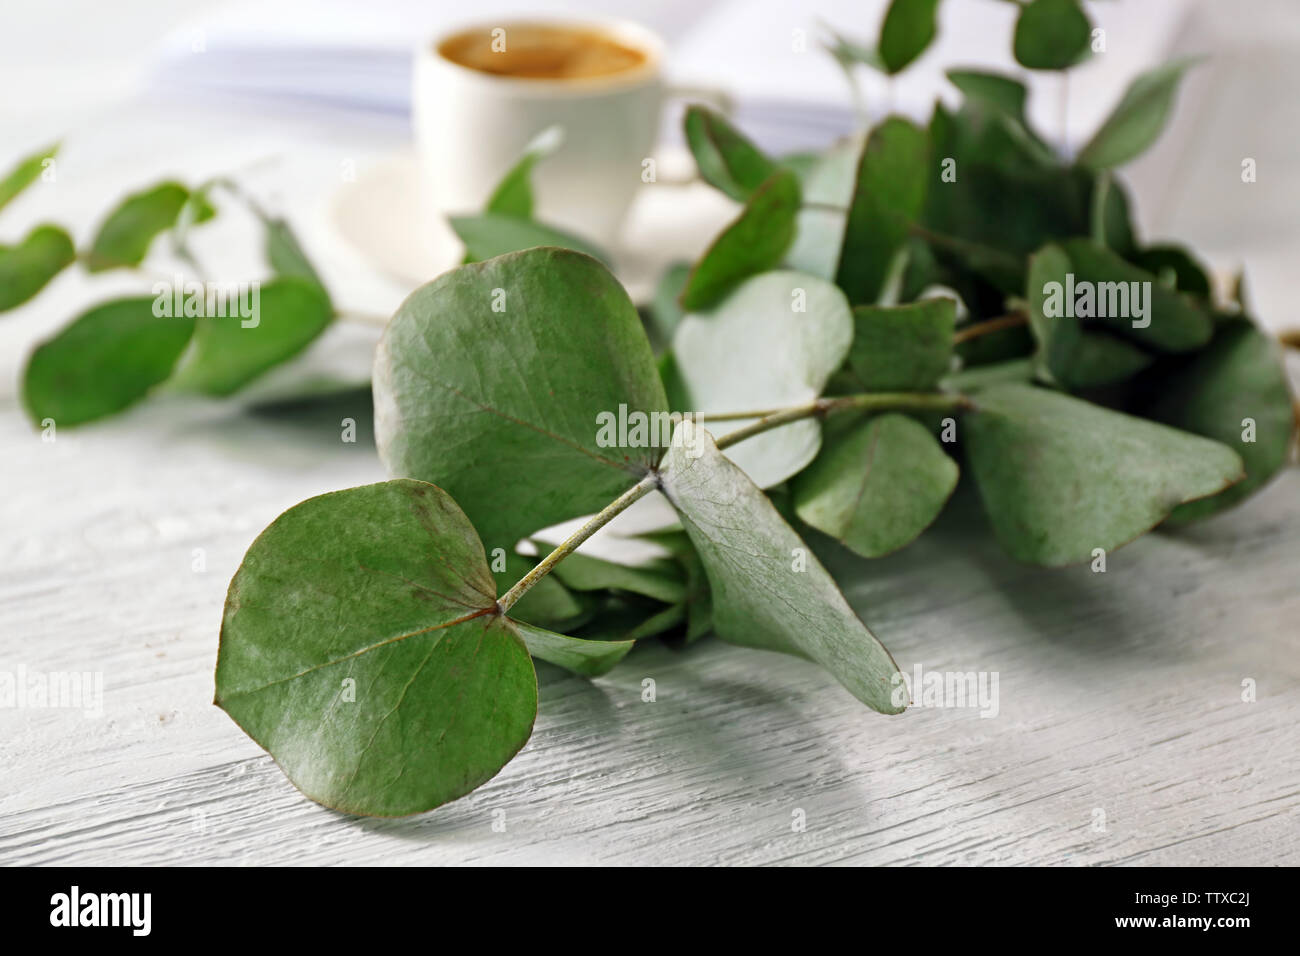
<box><xmin>329</xmin><ymin>146</ymin><xmax>736</xmax><ymax>303</ymax></box>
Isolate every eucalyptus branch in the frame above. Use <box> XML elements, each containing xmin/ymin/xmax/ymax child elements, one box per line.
<box><xmin>953</xmin><ymin>311</ymin><xmax>1029</xmax><ymax>344</ymax></box>
<box><xmin>500</xmin><ymin>391</ymin><xmax>971</xmax><ymax>609</ymax></box>
<box><xmin>497</xmin><ymin>472</ymin><xmax>661</xmax><ymax>613</ymax></box>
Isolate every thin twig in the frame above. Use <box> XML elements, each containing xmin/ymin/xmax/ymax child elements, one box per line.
<box><xmin>953</xmin><ymin>312</ymin><xmax>1029</xmax><ymax>345</ymax></box>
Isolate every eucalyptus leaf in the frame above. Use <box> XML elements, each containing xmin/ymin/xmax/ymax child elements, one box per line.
<box><xmin>374</xmin><ymin>248</ymin><xmax>668</xmax><ymax>550</ymax></box>
<box><xmin>1027</xmin><ymin>243</ymin><xmax>1153</xmax><ymax>389</ymax></box>
<box><xmin>1135</xmin><ymin>318</ymin><xmax>1295</xmax><ymax>522</ymax></box>
<box><xmin>171</xmin><ymin>277</ymin><xmax>334</xmax><ymax>396</ymax></box>
<box><xmin>0</xmin><ymin>224</ymin><xmax>75</xmax><ymax>312</ymax></box>
<box><xmin>1057</xmin><ymin>238</ymin><xmax>1212</xmax><ymax>352</ymax></box>
<box><xmin>964</xmin><ymin>383</ymin><xmax>1244</xmax><ymax>565</ymax></box>
<box><xmin>509</xmin><ymin>620</ymin><xmax>633</xmax><ymax>678</ymax></box>
<box><xmin>484</xmin><ymin>125</ymin><xmax>563</xmax><ymax>218</ymax></box>
<box><xmin>793</xmin><ymin>413</ymin><xmax>959</xmax><ymax>558</ymax></box>
<box><xmin>1090</xmin><ymin>173</ymin><xmax>1138</xmax><ymax>258</ymax></box>
<box><xmin>1013</xmin><ymin>0</ymin><xmax>1091</xmax><ymax>71</ymax></box>
<box><xmin>668</xmin><ymin>270</ymin><xmax>853</xmax><ymax>487</ymax></box>
<box><xmin>946</xmin><ymin>70</ymin><xmax>1028</xmax><ymax>122</ymax></box>
<box><xmin>682</xmin><ymin>105</ymin><xmax>778</xmax><ymax>203</ymax></box>
<box><xmin>450</xmin><ymin>213</ymin><xmax>607</xmax><ymax>265</ymax></box>
<box><xmin>837</xmin><ymin>117</ymin><xmax>928</xmax><ymax>305</ymax></box>
<box><xmin>215</xmin><ymin>479</ymin><xmax>536</xmax><ymax>816</ymax></box>
<box><xmin>660</xmin><ymin>422</ymin><xmax>904</xmax><ymax>713</ymax></box>
<box><xmin>1077</xmin><ymin>58</ymin><xmax>1201</xmax><ymax>170</ymax></box>
<box><xmin>0</xmin><ymin>142</ymin><xmax>58</xmax><ymax>213</ymax></box>
<box><xmin>846</xmin><ymin>297</ymin><xmax>955</xmax><ymax>391</ymax></box>
<box><xmin>22</xmin><ymin>297</ymin><xmax>194</xmax><ymax>426</ymax></box>
<box><xmin>786</xmin><ymin>136</ymin><xmax>859</xmax><ymax>280</ymax></box>
<box><xmin>85</xmin><ymin>181</ymin><xmax>206</xmax><ymax>272</ymax></box>
<box><xmin>490</xmin><ymin>552</ymin><xmax>590</xmax><ymax>630</ymax></box>
<box><xmin>264</xmin><ymin>216</ymin><xmax>326</xmax><ymax>290</ymax></box>
<box><xmin>679</xmin><ymin>168</ymin><xmax>801</xmax><ymax>311</ymax></box>
<box><xmin>1131</xmin><ymin>244</ymin><xmax>1211</xmax><ymax>299</ymax></box>
<box><xmin>879</xmin><ymin>0</ymin><xmax>943</xmax><ymax>75</ymax></box>
<box><xmin>645</xmin><ymin>261</ymin><xmax>690</xmax><ymax>348</ymax></box>
<box><xmin>823</xmin><ymin>26</ymin><xmax>885</xmax><ymax>75</ymax></box>
<box><xmin>549</xmin><ymin>550</ymin><xmax>687</xmax><ymax>605</ymax></box>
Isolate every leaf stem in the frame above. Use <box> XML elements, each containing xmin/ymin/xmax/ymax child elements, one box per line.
<box><xmin>952</xmin><ymin>311</ymin><xmax>1029</xmax><ymax>344</ymax></box>
<box><xmin>713</xmin><ymin>391</ymin><xmax>970</xmax><ymax>451</ymax></box>
<box><xmin>496</xmin><ymin>472</ymin><xmax>661</xmax><ymax>614</ymax></box>
<box><xmin>498</xmin><ymin>390</ymin><xmax>970</xmax><ymax>612</ymax></box>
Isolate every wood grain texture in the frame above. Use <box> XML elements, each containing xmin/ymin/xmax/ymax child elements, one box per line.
<box><xmin>1</xmin><ymin>379</ymin><xmax>1296</xmax><ymax>865</ymax></box>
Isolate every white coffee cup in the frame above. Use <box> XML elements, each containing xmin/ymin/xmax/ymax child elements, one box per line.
<box><xmin>413</xmin><ymin>19</ymin><xmax>668</xmax><ymax>259</ymax></box>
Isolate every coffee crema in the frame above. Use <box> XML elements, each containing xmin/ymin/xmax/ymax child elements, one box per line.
<box><xmin>438</xmin><ymin>24</ymin><xmax>648</xmax><ymax>80</ymax></box>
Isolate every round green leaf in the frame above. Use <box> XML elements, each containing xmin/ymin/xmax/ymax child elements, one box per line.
<box><xmin>1013</xmin><ymin>0</ymin><xmax>1092</xmax><ymax>71</ymax></box>
<box><xmin>374</xmin><ymin>247</ymin><xmax>668</xmax><ymax>550</ymax></box>
<box><xmin>668</xmin><ymin>270</ymin><xmax>853</xmax><ymax>487</ymax></box>
<box><xmin>215</xmin><ymin>479</ymin><xmax>538</xmax><ymax>817</ymax></box>
<box><xmin>793</xmin><ymin>413</ymin><xmax>959</xmax><ymax>558</ymax></box>
<box><xmin>22</xmin><ymin>296</ymin><xmax>195</xmax><ymax>426</ymax></box>
<box><xmin>847</xmin><ymin>297</ymin><xmax>956</xmax><ymax>391</ymax></box>
<box><xmin>964</xmin><ymin>384</ymin><xmax>1244</xmax><ymax>566</ymax></box>
<box><xmin>879</xmin><ymin>0</ymin><xmax>942</xmax><ymax>75</ymax></box>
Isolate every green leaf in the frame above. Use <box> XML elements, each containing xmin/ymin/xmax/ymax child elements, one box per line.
<box><xmin>964</xmin><ymin>383</ymin><xmax>1244</xmax><ymax>566</ymax></box>
<box><xmin>1131</xmin><ymin>244</ymin><xmax>1211</xmax><ymax>299</ymax></box>
<box><xmin>837</xmin><ymin>117</ymin><xmax>929</xmax><ymax>305</ymax></box>
<box><xmin>1013</xmin><ymin>0</ymin><xmax>1092</xmax><ymax>71</ymax></box>
<box><xmin>1077</xmin><ymin>58</ymin><xmax>1201</xmax><ymax>169</ymax></box>
<box><xmin>1136</xmin><ymin>318</ymin><xmax>1296</xmax><ymax>522</ymax></box>
<box><xmin>374</xmin><ymin>248</ymin><xmax>668</xmax><ymax>550</ymax></box>
<box><xmin>786</xmin><ymin>136</ymin><xmax>859</xmax><ymax>281</ymax></box>
<box><xmin>847</xmin><ymin>297</ymin><xmax>955</xmax><ymax>391</ymax></box>
<box><xmin>484</xmin><ymin>125</ymin><xmax>563</xmax><ymax>218</ymax></box>
<box><xmin>1057</xmin><ymin>238</ymin><xmax>1213</xmax><ymax>352</ymax></box>
<box><xmin>550</xmin><ymin>550</ymin><xmax>687</xmax><ymax>604</ymax></box>
<box><xmin>660</xmin><ymin>421</ymin><xmax>904</xmax><ymax>713</ymax></box>
<box><xmin>509</xmin><ymin>620</ymin><xmax>633</xmax><ymax>678</ymax></box>
<box><xmin>450</xmin><ymin>213</ymin><xmax>607</xmax><ymax>265</ymax></box>
<box><xmin>645</xmin><ymin>261</ymin><xmax>690</xmax><ymax>347</ymax></box>
<box><xmin>1090</xmin><ymin>173</ymin><xmax>1138</xmax><ymax>258</ymax></box>
<box><xmin>171</xmin><ymin>277</ymin><xmax>334</xmax><ymax>396</ymax></box>
<box><xmin>0</xmin><ymin>142</ymin><xmax>58</xmax><ymax>213</ymax></box>
<box><xmin>682</xmin><ymin>105</ymin><xmax>778</xmax><ymax>203</ymax></box>
<box><xmin>490</xmin><ymin>552</ymin><xmax>590</xmax><ymax>630</ymax></box>
<box><xmin>793</xmin><ymin>413</ymin><xmax>959</xmax><ymax>558</ymax></box>
<box><xmin>668</xmin><ymin>270</ymin><xmax>853</xmax><ymax>487</ymax></box>
<box><xmin>264</xmin><ymin>216</ymin><xmax>326</xmax><ymax>290</ymax></box>
<box><xmin>946</xmin><ymin>70</ymin><xmax>1028</xmax><ymax>121</ymax></box>
<box><xmin>1026</xmin><ymin>243</ymin><xmax>1153</xmax><ymax>389</ymax></box>
<box><xmin>0</xmin><ymin>224</ymin><xmax>75</xmax><ymax>312</ymax></box>
<box><xmin>215</xmin><ymin>479</ymin><xmax>537</xmax><ymax>816</ymax></box>
<box><xmin>679</xmin><ymin>168</ymin><xmax>801</xmax><ymax>311</ymax></box>
<box><xmin>879</xmin><ymin>0</ymin><xmax>943</xmax><ymax>75</ymax></box>
<box><xmin>85</xmin><ymin>181</ymin><xmax>193</xmax><ymax>272</ymax></box>
<box><xmin>22</xmin><ymin>297</ymin><xmax>195</xmax><ymax>426</ymax></box>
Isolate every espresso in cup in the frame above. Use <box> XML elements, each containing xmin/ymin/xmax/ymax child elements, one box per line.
<box><xmin>437</xmin><ymin>24</ymin><xmax>649</xmax><ymax>81</ymax></box>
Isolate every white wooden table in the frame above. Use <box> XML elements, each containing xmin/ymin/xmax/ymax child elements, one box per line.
<box><xmin>3</xmin><ymin>19</ymin><xmax>1300</xmax><ymax>864</ymax></box>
